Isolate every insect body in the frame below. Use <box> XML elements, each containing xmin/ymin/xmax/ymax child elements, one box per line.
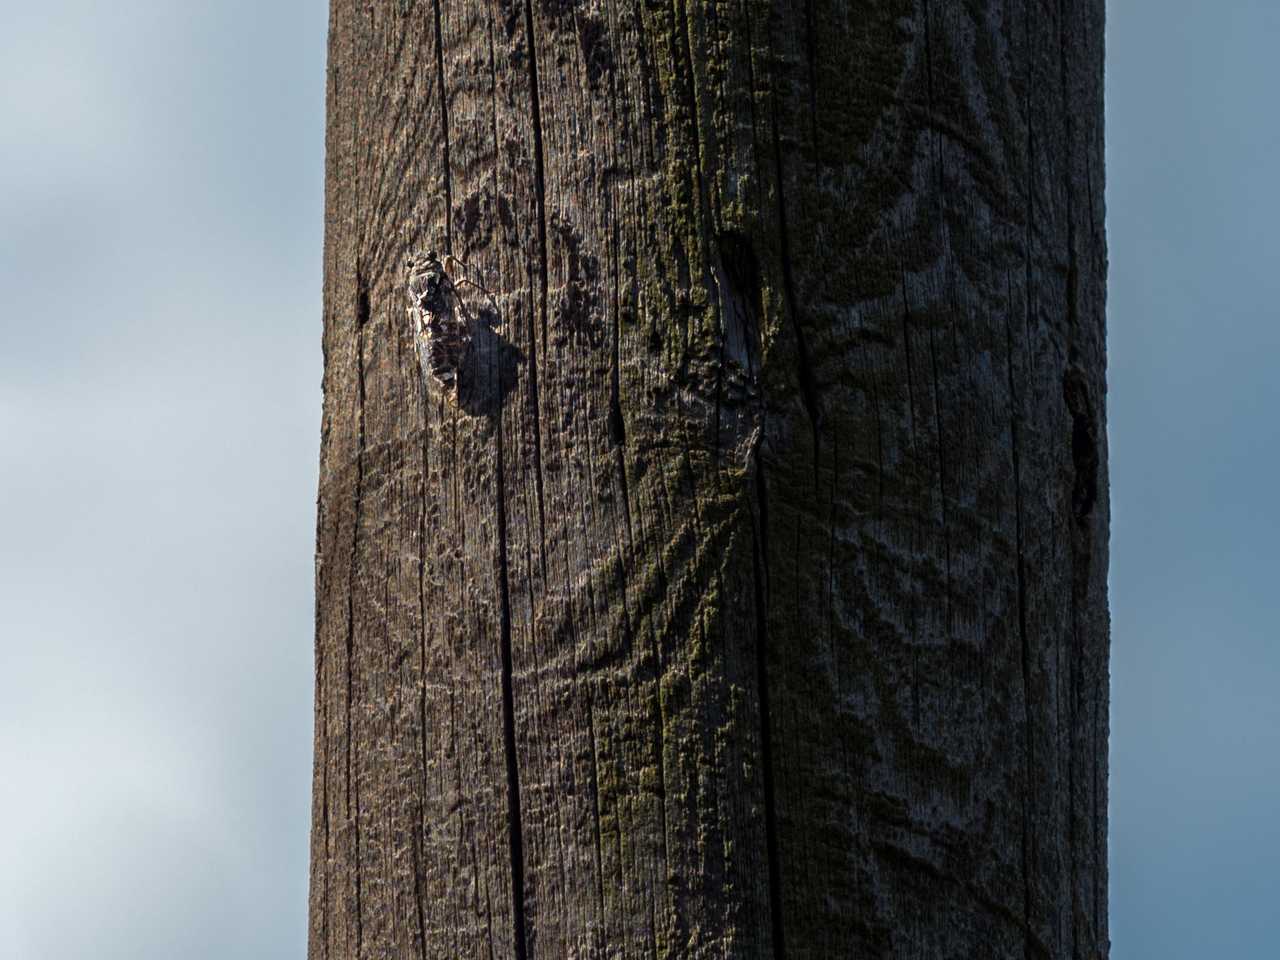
<box><xmin>406</xmin><ymin>250</ymin><xmax>467</xmax><ymax>388</ymax></box>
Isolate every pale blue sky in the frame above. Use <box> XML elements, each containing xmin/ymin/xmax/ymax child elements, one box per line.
<box><xmin>1108</xmin><ymin>2</ymin><xmax>1280</xmax><ymax>957</ymax></box>
<box><xmin>0</xmin><ymin>2</ymin><xmax>325</xmax><ymax>957</ymax></box>
<box><xmin>0</xmin><ymin>1</ymin><xmax>1275</xmax><ymax>957</ymax></box>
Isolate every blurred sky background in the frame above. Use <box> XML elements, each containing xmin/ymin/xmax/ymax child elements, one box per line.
<box><xmin>0</xmin><ymin>1</ymin><xmax>1275</xmax><ymax>958</ymax></box>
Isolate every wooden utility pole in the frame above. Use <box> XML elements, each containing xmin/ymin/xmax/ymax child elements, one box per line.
<box><xmin>309</xmin><ymin>0</ymin><xmax>1108</xmax><ymax>956</ymax></box>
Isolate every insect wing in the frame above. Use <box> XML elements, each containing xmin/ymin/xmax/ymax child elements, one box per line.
<box><xmin>406</xmin><ymin>252</ymin><xmax>473</xmax><ymax>390</ymax></box>
<box><xmin>412</xmin><ymin>307</ymin><xmax>435</xmax><ymax>385</ymax></box>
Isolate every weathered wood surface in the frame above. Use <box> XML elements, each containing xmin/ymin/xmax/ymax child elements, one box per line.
<box><xmin>309</xmin><ymin>0</ymin><xmax>1109</xmax><ymax>956</ymax></box>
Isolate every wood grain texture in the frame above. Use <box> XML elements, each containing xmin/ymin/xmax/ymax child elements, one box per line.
<box><xmin>309</xmin><ymin>0</ymin><xmax>1109</xmax><ymax>956</ymax></box>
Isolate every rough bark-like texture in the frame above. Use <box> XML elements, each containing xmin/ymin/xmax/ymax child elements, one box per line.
<box><xmin>309</xmin><ymin>0</ymin><xmax>1108</xmax><ymax>956</ymax></box>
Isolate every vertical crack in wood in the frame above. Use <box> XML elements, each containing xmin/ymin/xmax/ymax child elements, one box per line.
<box><xmin>753</xmin><ymin>451</ymin><xmax>786</xmax><ymax>960</ymax></box>
<box><xmin>350</xmin><ymin>751</ymin><xmax>363</xmax><ymax>958</ymax></box>
<box><xmin>900</xmin><ymin>271</ymin><xmax>917</xmax><ymax>445</ymax></box>
<box><xmin>1058</xmin><ymin>1</ymin><xmax>1099</xmax><ymax>950</ymax></box>
<box><xmin>738</xmin><ymin>0</ymin><xmax>764</xmax><ymax>212</ymax></box>
<box><xmin>521</xmin><ymin>0</ymin><xmax>550</xmax><ymax>562</ymax></box>
<box><xmin>609</xmin><ymin>219</ymin><xmax>627</xmax><ymax>451</ymax></box>
<box><xmin>495</xmin><ymin>417</ymin><xmax>529</xmax><ymax>960</ymax></box>
<box><xmin>1012</xmin><ymin>145</ymin><xmax>1037</xmax><ymax>960</ymax></box>
<box><xmin>314</xmin><ymin>302</ymin><xmax>333</xmax><ymax>958</ymax></box>
<box><xmin>584</xmin><ymin>696</ymin><xmax>608</xmax><ymax>952</ymax></box>
<box><xmin>410</xmin><ymin>794</ymin><xmax>429</xmax><ymax>960</ymax></box>
<box><xmin>674</xmin><ymin>0</ymin><xmax>716</xmax><ymax>309</ymax></box>
<box><xmin>768</xmin><ymin>90</ymin><xmax>822</xmax><ymax>480</ymax></box>
<box><xmin>317</xmin><ymin>701</ymin><xmax>330</xmax><ymax>959</ymax></box>
<box><xmin>1004</xmin><ymin>278</ymin><xmax>1034</xmax><ymax>960</ymax></box>
<box><xmin>415</xmin><ymin>424</ymin><xmax>431</xmax><ymax>960</ymax></box>
<box><xmin>1091</xmin><ymin>649</ymin><xmax>1103</xmax><ymax>948</ymax></box>
<box><xmin>673</xmin><ymin>0</ymin><xmax>724</xmax><ymax>479</ymax></box>
<box><xmin>900</xmin><ymin>269</ymin><xmax>925</xmax><ymax>721</ymax></box>
<box><xmin>650</xmin><ymin>615</ymin><xmax>671</xmax><ymax>904</ymax></box>
<box><xmin>316</xmin><ymin>35</ymin><xmax>341</xmax><ymax>956</ymax></box>
<box><xmin>1015</xmin><ymin>6</ymin><xmax>1041</xmax><ymax>953</ymax></box>
<box><xmin>1059</xmin><ymin>2</ymin><xmax>1078</xmax><ymax>951</ymax></box>
<box><xmin>926</xmin><ymin>326</ymin><xmax>953</xmax><ymax>624</ymax></box>
<box><xmin>802</xmin><ymin>0</ymin><xmax>820</xmax><ymax>170</ymax></box>
<box><xmin>919</xmin><ymin>0</ymin><xmax>954</xmax><ymax>629</ymax></box>
<box><xmin>826</xmin><ymin>425</ymin><xmax>838</xmax><ymax>676</ymax></box>
<box><xmin>346</xmin><ymin>315</ymin><xmax>367</xmax><ymax>959</ymax></box>
<box><xmin>607</xmin><ymin>216</ymin><xmax>633</xmax><ymax>582</ymax></box>
<box><xmin>607</xmin><ymin>201</ymin><xmax>633</xmax><ymax>546</ymax></box>
<box><xmin>483</xmin><ymin>870</ymin><xmax>498</xmax><ymax>959</ymax></box>
<box><xmin>431</xmin><ymin>0</ymin><xmax>453</xmax><ymax>251</ymax></box>
<box><xmin>1068</xmin><ymin>558</ymin><xmax>1083</xmax><ymax>960</ymax></box>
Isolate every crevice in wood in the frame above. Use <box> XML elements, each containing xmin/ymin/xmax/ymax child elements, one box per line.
<box><xmin>318</xmin><ymin>740</ymin><xmax>330</xmax><ymax>957</ymax></box>
<box><xmin>674</xmin><ymin>0</ymin><xmax>701</xmax><ymax>170</ymax></box>
<box><xmin>919</xmin><ymin>0</ymin><xmax>953</xmax><ymax>630</ymax></box>
<box><xmin>738</xmin><ymin>0</ymin><xmax>764</xmax><ymax>213</ymax></box>
<box><xmin>826</xmin><ymin>425</ymin><xmax>838</xmax><ymax>677</ymax></box>
<box><xmin>752</xmin><ymin>449</ymin><xmax>786</xmax><ymax>960</ymax></box>
<box><xmin>314</xmin><ymin>446</ymin><xmax>332</xmax><ymax>957</ymax></box>
<box><xmin>1014</xmin><ymin>68</ymin><xmax>1037</xmax><ymax>946</ymax></box>
<box><xmin>609</xmin><ymin>220</ymin><xmax>635</xmax><ymax>547</ymax></box>
<box><xmin>351</xmin><ymin>753</ymin><xmax>363</xmax><ymax>957</ymax></box>
<box><xmin>495</xmin><ymin>417</ymin><xmax>529</xmax><ymax>960</ymax></box>
<box><xmin>609</xmin><ymin>221</ymin><xmax>627</xmax><ymax>450</ymax></box>
<box><xmin>900</xmin><ymin>271</ymin><xmax>917</xmax><ymax>445</ymax></box>
<box><xmin>651</xmin><ymin>621</ymin><xmax>671</xmax><ymax>878</ymax></box>
<box><xmin>483</xmin><ymin>869</ymin><xmax>498</xmax><ymax>959</ymax></box>
<box><xmin>1005</xmin><ymin>286</ymin><xmax>1034</xmax><ymax>960</ymax></box>
<box><xmin>584</xmin><ymin>697</ymin><xmax>608</xmax><ymax>939</ymax></box>
<box><xmin>415</xmin><ymin>427</ymin><xmax>431</xmax><ymax>960</ymax></box>
<box><xmin>803</xmin><ymin>0</ymin><xmax>820</xmax><ymax>170</ymax></box>
<box><xmin>316</xmin><ymin>643</ymin><xmax>331</xmax><ymax>959</ymax></box>
<box><xmin>346</xmin><ymin>317</ymin><xmax>367</xmax><ymax>959</ymax></box>
<box><xmin>768</xmin><ymin>90</ymin><xmax>822</xmax><ymax>480</ymax></box>
<box><xmin>1063</xmin><ymin>375</ymin><xmax>1098</xmax><ymax>527</ymax></box>
<box><xmin>926</xmin><ymin>325</ymin><xmax>953</xmax><ymax>624</ymax></box>
<box><xmin>521</xmin><ymin>0</ymin><xmax>549</xmax><ymax>563</ymax></box>
<box><xmin>410</xmin><ymin>792</ymin><xmax>429</xmax><ymax>960</ymax></box>
<box><xmin>673</xmin><ymin>0</ymin><xmax>715</xmax><ymax>309</ymax></box>
<box><xmin>1068</xmin><ymin>559</ymin><xmax>1083</xmax><ymax>960</ymax></box>
<box><xmin>431</xmin><ymin>0</ymin><xmax>453</xmax><ymax>251</ymax></box>
<box><xmin>713</xmin><ymin>340</ymin><xmax>723</xmax><ymax>476</ymax></box>
<box><xmin>1058</xmin><ymin>0</ymin><xmax>1097</xmax><ymax>534</ymax></box>
<box><xmin>616</xmin><ymin>444</ymin><xmax>634</xmax><ymax>548</ymax></box>
<box><xmin>638</xmin><ymin>532</ymin><xmax>671</xmax><ymax>911</ymax></box>
<box><xmin>356</xmin><ymin>283</ymin><xmax>371</xmax><ymax>327</ymax></box>
<box><xmin>1091</xmin><ymin>660</ymin><xmax>1104</xmax><ymax>947</ymax></box>
<box><xmin>901</xmin><ymin>265</ymin><xmax>925</xmax><ymax>726</ymax></box>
